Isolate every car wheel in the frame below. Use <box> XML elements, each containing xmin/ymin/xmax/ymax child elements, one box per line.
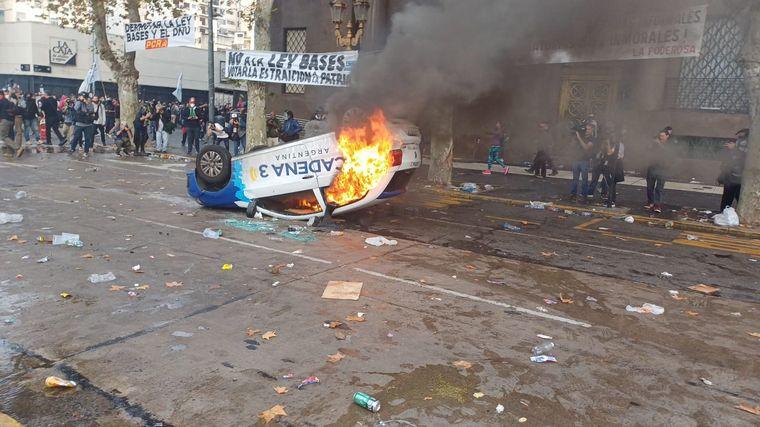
<box><xmin>196</xmin><ymin>144</ymin><xmax>231</xmax><ymax>187</ymax></box>
<box><xmin>245</xmin><ymin>200</ymin><xmax>258</xmax><ymax>218</ymax></box>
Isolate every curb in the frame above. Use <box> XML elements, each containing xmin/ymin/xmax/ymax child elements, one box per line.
<box><xmin>423</xmin><ymin>186</ymin><xmax>760</xmax><ymax>239</ymax></box>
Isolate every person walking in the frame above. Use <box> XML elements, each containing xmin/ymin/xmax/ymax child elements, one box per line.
<box><xmin>39</xmin><ymin>93</ymin><xmax>66</xmax><ymax>146</ymax></box>
<box><xmin>717</xmin><ymin>128</ymin><xmax>748</xmax><ymax>211</ymax></box>
<box><xmin>483</xmin><ymin>121</ymin><xmax>509</xmax><ymax>175</ymax></box>
<box><xmin>0</xmin><ymin>91</ymin><xmax>23</xmax><ymax>158</ymax></box>
<box><xmin>645</xmin><ymin>128</ymin><xmax>672</xmax><ymax>214</ymax></box>
<box><xmin>569</xmin><ymin>122</ymin><xmax>596</xmax><ymax>201</ymax></box>
<box><xmin>92</xmin><ymin>96</ymin><xmax>107</xmax><ymax>146</ymax></box>
<box><xmin>154</xmin><ymin>104</ymin><xmax>174</xmax><ymax>154</ymax></box>
<box><xmin>70</xmin><ymin>93</ymin><xmax>96</xmax><ymax>158</ymax></box>
<box><xmin>181</xmin><ymin>97</ymin><xmax>202</xmax><ymax>155</ymax></box>
<box><xmin>22</xmin><ymin>93</ymin><xmax>40</xmax><ymax>143</ymax></box>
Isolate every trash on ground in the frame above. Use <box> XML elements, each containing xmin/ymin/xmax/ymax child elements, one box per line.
<box><xmin>133</xmin><ymin>284</ymin><xmax>149</xmax><ymax>290</ymax></box>
<box><xmin>625</xmin><ymin>303</ymin><xmax>664</xmax><ymax>315</ymax></box>
<box><xmin>273</xmin><ymin>386</ymin><xmax>288</xmax><ymax>395</ymax></box>
<box><xmin>346</xmin><ymin>313</ymin><xmax>366</xmax><ymax>322</ymax></box>
<box><xmin>487</xmin><ymin>279</ymin><xmax>507</xmax><ymax>285</ymax></box>
<box><xmin>267</xmin><ymin>263</ymin><xmax>290</xmax><ymax>274</ymax></box>
<box><xmin>535</xmin><ymin>306</ymin><xmax>548</xmax><ymax>313</ymax></box>
<box><xmin>664</xmin><ymin>220</ymin><xmax>674</xmax><ymax>229</ymax></box>
<box><xmin>60</xmin><ymin>292</ymin><xmax>71</xmax><ymax>299</ymax></box>
<box><xmin>699</xmin><ymin>377</ymin><xmax>713</xmax><ymax>386</ymax></box>
<box><xmin>322</xmin><ymin>281</ymin><xmax>363</xmax><ymax>300</ymax></box>
<box><xmin>36</xmin><ymin>256</ymin><xmax>49</xmax><ymax>263</ymax></box>
<box><xmin>735</xmin><ymin>403</ymin><xmax>760</xmax><ymax>416</ymax></box>
<box><xmin>585</xmin><ymin>296</ymin><xmax>598</xmax><ymax>303</ymax></box>
<box><xmin>52</xmin><ymin>232</ymin><xmax>82</xmax><ymax>247</ymax></box>
<box><xmin>688</xmin><ymin>284</ymin><xmax>720</xmax><ymax>295</ymax></box>
<box><xmin>221</xmin><ymin>263</ymin><xmax>233</xmax><ymax>270</ymax></box>
<box><xmin>45</xmin><ymin>376</ymin><xmax>77</xmax><ymax>388</ymax></box>
<box><xmin>282</xmin><ymin>373</ymin><xmax>294</xmax><ymax>379</ymax></box>
<box><xmin>713</xmin><ymin>207</ymin><xmax>740</xmax><ymax>227</ymax></box>
<box><xmin>109</xmin><ymin>285</ymin><xmax>125</xmax><ymax>291</ymax></box>
<box><xmin>686</xmin><ymin>234</ymin><xmax>699</xmax><ymax>241</ymax></box>
<box><xmin>530</xmin><ymin>355</ymin><xmax>557</xmax><ymax>363</ymax></box>
<box><xmin>473</xmin><ymin>392</ymin><xmax>485</xmax><ymax>399</ymax></box>
<box><xmin>529</xmin><ymin>201</ymin><xmax>551</xmax><ymax>210</ymax></box>
<box><xmin>297</xmin><ymin>376</ymin><xmax>320</xmax><ymax>390</ymax></box>
<box><xmin>580</xmin><ymin>212</ymin><xmax>593</xmax><ymax>217</ymax></box>
<box><xmin>323</xmin><ymin>321</ymin><xmax>343</xmax><ymax>329</ymax></box>
<box><xmin>502</xmin><ymin>223</ymin><xmax>522</xmax><ymax>232</ymax></box>
<box><xmin>747</xmin><ymin>332</ymin><xmax>760</xmax><ymax>338</ymax></box>
<box><xmin>659</xmin><ymin>272</ymin><xmax>673</xmax><ymax>278</ymax></box>
<box><xmin>686</xmin><ymin>310</ymin><xmax>700</xmax><ymax>317</ymax></box>
<box><xmin>365</xmin><ymin>236</ymin><xmax>398</xmax><ymax>247</ymax></box>
<box><xmin>541</xmin><ymin>251</ymin><xmax>558</xmax><ymax>257</ymax></box>
<box><xmin>519</xmin><ymin>417</ymin><xmax>528</xmax><ymax>423</ymax></box>
<box><xmin>246</xmin><ymin>328</ymin><xmax>261</xmax><ymax>337</ymax></box>
<box><xmin>327</xmin><ymin>352</ymin><xmax>346</xmax><ymax>363</ymax></box>
<box><xmin>460</xmin><ymin>182</ymin><xmax>479</xmax><ymax>193</ymax></box>
<box><xmin>452</xmin><ymin>360</ymin><xmax>472</xmax><ymax>369</ymax></box>
<box><xmin>598</xmin><ymin>227</ymin><xmax>610</xmax><ymax>231</ymax></box>
<box><xmin>14</xmin><ymin>191</ymin><xmax>27</xmax><ymax>199</ymax></box>
<box><xmin>202</xmin><ymin>228</ymin><xmax>222</xmax><ymax>239</ymax></box>
<box><xmin>172</xmin><ymin>331</ymin><xmax>193</xmax><ymax>338</ymax></box>
<box><xmin>354</xmin><ymin>392</ymin><xmax>381</xmax><ymax>412</ymax></box>
<box><xmin>532</xmin><ymin>341</ymin><xmax>555</xmax><ymax>356</ymax></box>
<box><xmin>165</xmin><ymin>281</ymin><xmax>184</xmax><ymax>288</ymax></box>
<box><xmin>262</xmin><ymin>331</ymin><xmax>277</xmax><ymax>340</ymax></box>
<box><xmin>132</xmin><ymin>264</ymin><xmax>141</xmax><ymax>272</ymax></box>
<box><xmin>88</xmin><ymin>272</ymin><xmax>116</xmax><ymax>284</ymax></box>
<box><xmin>496</xmin><ymin>404</ymin><xmax>505</xmax><ymax>414</ymax></box>
<box><xmin>330</xmin><ymin>230</ymin><xmax>344</xmax><ymax>236</ymax></box>
<box><xmin>623</xmin><ymin>216</ymin><xmax>634</xmax><ymax>223</ymax></box>
<box><xmin>258</xmin><ymin>404</ymin><xmax>288</xmax><ymax>423</ymax></box>
<box><xmin>0</xmin><ymin>213</ymin><xmax>23</xmax><ymax>224</ymax></box>
<box><xmin>669</xmin><ymin>290</ymin><xmax>687</xmax><ymax>301</ymax></box>
<box><xmin>543</xmin><ymin>298</ymin><xmax>558</xmax><ymax>305</ymax></box>
<box><xmin>559</xmin><ymin>294</ymin><xmax>573</xmax><ymax>304</ymax></box>
<box><xmin>254</xmin><ymin>211</ymin><xmax>263</xmax><ymax>219</ymax></box>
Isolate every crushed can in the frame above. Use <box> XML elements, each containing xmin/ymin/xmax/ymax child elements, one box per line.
<box><xmin>353</xmin><ymin>392</ymin><xmax>381</xmax><ymax>412</ymax></box>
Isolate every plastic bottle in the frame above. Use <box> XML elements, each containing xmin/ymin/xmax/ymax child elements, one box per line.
<box><xmin>88</xmin><ymin>272</ymin><xmax>116</xmax><ymax>284</ymax></box>
<box><xmin>45</xmin><ymin>376</ymin><xmax>77</xmax><ymax>388</ymax></box>
<box><xmin>531</xmin><ymin>341</ymin><xmax>555</xmax><ymax>356</ymax></box>
<box><xmin>202</xmin><ymin>228</ymin><xmax>222</xmax><ymax>239</ymax></box>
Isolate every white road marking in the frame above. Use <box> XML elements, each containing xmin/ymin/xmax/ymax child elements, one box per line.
<box><xmin>354</xmin><ymin>267</ymin><xmax>593</xmax><ymax>328</ymax></box>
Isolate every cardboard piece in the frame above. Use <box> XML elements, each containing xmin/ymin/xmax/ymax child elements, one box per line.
<box><xmin>321</xmin><ymin>281</ymin><xmax>363</xmax><ymax>300</ymax></box>
<box><xmin>688</xmin><ymin>284</ymin><xmax>720</xmax><ymax>295</ymax></box>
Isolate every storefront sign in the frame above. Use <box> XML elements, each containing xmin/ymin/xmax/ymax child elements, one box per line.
<box><xmin>225</xmin><ymin>50</ymin><xmax>358</xmax><ymax>87</ymax></box>
<box><xmin>49</xmin><ymin>38</ymin><xmax>77</xmax><ymax>65</ymax></box>
<box><xmin>124</xmin><ymin>15</ymin><xmax>195</xmax><ymax>52</ymax></box>
<box><xmin>529</xmin><ymin>5</ymin><xmax>708</xmax><ymax>63</ymax></box>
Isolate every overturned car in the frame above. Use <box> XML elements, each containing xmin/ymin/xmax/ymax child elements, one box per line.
<box><xmin>187</xmin><ymin>111</ymin><xmax>421</xmax><ymax>220</ymax></box>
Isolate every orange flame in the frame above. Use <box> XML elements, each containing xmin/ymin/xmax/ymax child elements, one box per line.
<box><xmin>325</xmin><ymin>110</ymin><xmax>394</xmax><ymax>207</ymax></box>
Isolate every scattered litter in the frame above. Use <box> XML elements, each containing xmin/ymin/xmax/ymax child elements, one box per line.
<box><xmin>452</xmin><ymin>360</ymin><xmax>473</xmax><ymax>369</ymax></box>
<box><xmin>273</xmin><ymin>386</ymin><xmax>288</xmax><ymax>395</ymax></box>
<box><xmin>81</xmin><ymin>253</ymin><xmax>94</xmax><ymax>259</ymax></box>
<box><xmin>747</xmin><ymin>332</ymin><xmax>760</xmax><ymax>338</ymax></box>
<box><xmin>580</xmin><ymin>212</ymin><xmax>593</xmax><ymax>217</ymax></box>
<box><xmin>541</xmin><ymin>251</ymin><xmax>558</xmax><ymax>257</ymax></box>
<box><xmin>271</xmin><ymin>281</ymin><xmax>280</xmax><ymax>287</ymax></box>
<box><xmin>686</xmin><ymin>311</ymin><xmax>700</xmax><ymax>317</ymax></box>
<box><xmin>699</xmin><ymin>377</ymin><xmax>713</xmax><ymax>386</ymax></box>
<box><xmin>729</xmin><ymin>312</ymin><xmax>741</xmax><ymax>317</ymax></box>
<box><xmin>537</xmin><ymin>334</ymin><xmax>553</xmax><ymax>340</ymax></box>
<box><xmin>559</xmin><ymin>294</ymin><xmax>573</xmax><ymax>304</ymax></box>
<box><xmin>246</xmin><ymin>328</ymin><xmax>261</xmax><ymax>337</ymax></box>
<box><xmin>60</xmin><ymin>292</ymin><xmax>71</xmax><ymax>299</ymax></box>
<box><xmin>460</xmin><ymin>182</ymin><xmax>479</xmax><ymax>193</ymax></box>
<box><xmin>172</xmin><ymin>331</ymin><xmax>193</xmax><ymax>338</ymax></box>
<box><xmin>623</xmin><ymin>216</ymin><xmax>634</xmax><ymax>224</ymax></box>
<box><xmin>88</xmin><ymin>272</ymin><xmax>116</xmax><ymax>284</ymax></box>
<box><xmin>563</xmin><ymin>209</ymin><xmax>574</xmax><ymax>215</ymax></box>
<box><xmin>487</xmin><ymin>279</ymin><xmax>507</xmax><ymax>285</ymax></box>
<box><xmin>2</xmin><ymin>317</ymin><xmax>16</xmax><ymax>324</ymax></box>
<box><xmin>688</xmin><ymin>284</ymin><xmax>719</xmax><ymax>296</ymax></box>
<box><xmin>0</xmin><ymin>213</ymin><xmax>23</xmax><ymax>224</ymax></box>
<box><xmin>133</xmin><ymin>284</ymin><xmax>149</xmax><ymax>290</ymax></box>
<box><xmin>127</xmin><ymin>291</ymin><xmax>138</xmax><ymax>297</ymax></box>
<box><xmin>496</xmin><ymin>404</ymin><xmax>505</xmax><ymax>414</ymax></box>
<box><xmin>323</xmin><ymin>321</ymin><xmax>343</xmax><ymax>329</ymax></box>
<box><xmin>327</xmin><ymin>352</ymin><xmax>345</xmax><ymax>363</ymax></box>
<box><xmin>529</xmin><ymin>201</ymin><xmax>551</xmax><ymax>210</ymax></box>
<box><xmin>713</xmin><ymin>207</ymin><xmax>740</xmax><ymax>227</ymax></box>
<box><xmin>346</xmin><ymin>313</ymin><xmax>365</xmax><ymax>322</ymax></box>
<box><xmin>735</xmin><ymin>404</ymin><xmax>760</xmax><ymax>416</ymax></box>
<box><xmin>14</xmin><ymin>191</ymin><xmax>27</xmax><ymax>199</ymax></box>
<box><xmin>532</xmin><ymin>341</ymin><xmax>555</xmax><ymax>356</ymax></box>
<box><xmin>483</xmin><ymin>184</ymin><xmax>494</xmax><ymax>191</ymax></box>
<box><xmin>585</xmin><ymin>296</ymin><xmax>598</xmax><ymax>303</ymax></box>
<box><xmin>750</xmin><ymin>258</ymin><xmax>758</xmax><ymax>262</ymax></box>
<box><xmin>297</xmin><ymin>376</ymin><xmax>320</xmax><ymax>390</ymax></box>
<box><xmin>365</xmin><ymin>236</ymin><xmax>398</xmax><ymax>247</ymax></box>
<box><xmin>502</xmin><ymin>223</ymin><xmax>522</xmax><ymax>232</ymax></box>
<box><xmin>15</xmin><ymin>274</ymin><xmax>23</xmax><ymax>280</ymax></box>
<box><xmin>262</xmin><ymin>331</ymin><xmax>277</xmax><ymax>340</ymax></box>
<box><xmin>307</xmin><ymin>217</ymin><xmax>316</xmax><ymax>227</ymax></box>
<box><xmin>45</xmin><ymin>376</ymin><xmax>77</xmax><ymax>388</ymax></box>
<box><xmin>132</xmin><ymin>264</ymin><xmax>141</xmax><ymax>272</ymax></box>
<box><xmin>659</xmin><ymin>272</ymin><xmax>673</xmax><ymax>278</ymax></box>
<box><xmin>282</xmin><ymin>373</ymin><xmax>294</xmax><ymax>379</ymax></box>
<box><xmin>686</xmin><ymin>234</ymin><xmax>699</xmax><ymax>241</ymax></box>
<box><xmin>530</xmin><ymin>355</ymin><xmax>557</xmax><ymax>363</ymax></box>
<box><xmin>254</xmin><ymin>212</ymin><xmax>263</xmax><ymax>219</ymax></box>
<box><xmin>535</xmin><ymin>306</ymin><xmax>548</xmax><ymax>313</ymax></box>
<box><xmin>519</xmin><ymin>417</ymin><xmax>528</xmax><ymax>423</ymax></box>
<box><xmin>353</xmin><ymin>392</ymin><xmax>381</xmax><ymax>412</ymax></box>
<box><xmin>202</xmin><ymin>228</ymin><xmax>222</xmax><ymax>239</ymax></box>
<box><xmin>322</xmin><ymin>281</ymin><xmax>363</xmax><ymax>300</ymax></box>
<box><xmin>543</xmin><ymin>298</ymin><xmax>558</xmax><ymax>305</ymax></box>
<box><xmin>221</xmin><ymin>263</ymin><xmax>233</xmax><ymax>270</ymax></box>
<box><xmin>598</xmin><ymin>227</ymin><xmax>610</xmax><ymax>231</ymax></box>
<box><xmin>669</xmin><ymin>290</ymin><xmax>687</xmax><ymax>301</ymax></box>
<box><xmin>21</xmin><ymin>255</ymin><xmax>29</xmax><ymax>260</ymax></box>
<box><xmin>473</xmin><ymin>392</ymin><xmax>485</xmax><ymax>399</ymax></box>
<box><xmin>625</xmin><ymin>303</ymin><xmax>664</xmax><ymax>315</ymax></box>
<box><xmin>109</xmin><ymin>285</ymin><xmax>125</xmax><ymax>291</ymax></box>
<box><xmin>165</xmin><ymin>281</ymin><xmax>183</xmax><ymax>288</ymax></box>
<box><xmin>664</xmin><ymin>221</ymin><xmax>674</xmax><ymax>229</ymax></box>
<box><xmin>258</xmin><ymin>405</ymin><xmax>288</xmax><ymax>423</ymax></box>
<box><xmin>52</xmin><ymin>233</ymin><xmax>82</xmax><ymax>247</ymax></box>
<box><xmin>330</xmin><ymin>230</ymin><xmax>344</xmax><ymax>236</ymax></box>
<box><xmin>36</xmin><ymin>256</ymin><xmax>49</xmax><ymax>263</ymax></box>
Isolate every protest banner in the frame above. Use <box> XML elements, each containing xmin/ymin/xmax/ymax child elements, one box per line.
<box><xmin>225</xmin><ymin>50</ymin><xmax>359</xmax><ymax>87</ymax></box>
<box><xmin>125</xmin><ymin>15</ymin><xmax>195</xmax><ymax>52</ymax></box>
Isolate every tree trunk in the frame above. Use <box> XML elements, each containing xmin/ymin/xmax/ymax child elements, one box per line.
<box><xmin>117</xmin><ymin>71</ymin><xmax>139</xmax><ymax>129</ymax></box>
<box><xmin>738</xmin><ymin>2</ymin><xmax>760</xmax><ymax>225</ymax></box>
<box><xmin>245</xmin><ymin>0</ymin><xmax>273</xmax><ymax>151</ymax></box>
<box><xmin>427</xmin><ymin>105</ymin><xmax>454</xmax><ymax>185</ymax></box>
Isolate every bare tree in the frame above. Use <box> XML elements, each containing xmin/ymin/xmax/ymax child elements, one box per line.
<box><xmin>739</xmin><ymin>1</ymin><xmax>760</xmax><ymax>225</ymax></box>
<box><xmin>244</xmin><ymin>0</ymin><xmax>274</xmax><ymax>151</ymax></box>
<box><xmin>45</xmin><ymin>0</ymin><xmax>175</xmax><ymax>129</ymax></box>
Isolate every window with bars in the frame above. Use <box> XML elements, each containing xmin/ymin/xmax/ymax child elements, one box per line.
<box><xmin>284</xmin><ymin>28</ymin><xmax>306</xmax><ymax>94</ymax></box>
<box><xmin>676</xmin><ymin>17</ymin><xmax>749</xmax><ymax>113</ymax></box>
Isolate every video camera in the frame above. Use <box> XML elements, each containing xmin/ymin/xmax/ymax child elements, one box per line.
<box><xmin>570</xmin><ymin>118</ymin><xmax>591</xmax><ymax>133</ymax></box>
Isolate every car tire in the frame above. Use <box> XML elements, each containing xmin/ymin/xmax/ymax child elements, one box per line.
<box><xmin>196</xmin><ymin>144</ymin><xmax>231</xmax><ymax>187</ymax></box>
<box><xmin>245</xmin><ymin>200</ymin><xmax>258</xmax><ymax>218</ymax></box>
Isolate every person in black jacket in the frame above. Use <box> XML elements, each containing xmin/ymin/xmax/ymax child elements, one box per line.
<box><xmin>22</xmin><ymin>93</ymin><xmax>40</xmax><ymax>143</ymax></box>
<box><xmin>39</xmin><ymin>93</ymin><xmax>66</xmax><ymax>145</ymax></box>
<box><xmin>718</xmin><ymin>129</ymin><xmax>748</xmax><ymax>211</ymax></box>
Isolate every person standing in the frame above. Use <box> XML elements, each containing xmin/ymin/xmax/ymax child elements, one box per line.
<box><xmin>266</xmin><ymin>111</ymin><xmax>281</xmax><ymax>147</ymax></box>
<box><xmin>92</xmin><ymin>96</ymin><xmax>107</xmax><ymax>146</ymax></box>
<box><xmin>228</xmin><ymin>113</ymin><xmax>244</xmax><ymax>156</ymax></box>
<box><xmin>602</xmin><ymin>135</ymin><xmax>625</xmax><ymax>208</ymax></box>
<box><xmin>22</xmin><ymin>93</ymin><xmax>40</xmax><ymax>143</ymax></box>
<box><xmin>71</xmin><ymin>93</ymin><xmax>96</xmax><ymax>157</ymax></box>
<box><xmin>279</xmin><ymin>110</ymin><xmax>302</xmax><ymax>142</ymax></box>
<box><xmin>132</xmin><ymin>102</ymin><xmax>149</xmax><ymax>156</ymax></box>
<box><xmin>154</xmin><ymin>104</ymin><xmax>174</xmax><ymax>154</ymax></box>
<box><xmin>10</xmin><ymin>92</ymin><xmax>25</xmax><ymax>153</ymax></box>
<box><xmin>569</xmin><ymin>122</ymin><xmax>596</xmax><ymax>201</ymax></box>
<box><xmin>645</xmin><ymin>128</ymin><xmax>671</xmax><ymax>214</ymax></box>
<box><xmin>181</xmin><ymin>97</ymin><xmax>202</xmax><ymax>155</ymax></box>
<box><xmin>39</xmin><ymin>93</ymin><xmax>65</xmax><ymax>145</ymax></box>
<box><xmin>0</xmin><ymin>91</ymin><xmax>23</xmax><ymax>158</ymax></box>
<box><xmin>62</xmin><ymin>98</ymin><xmax>76</xmax><ymax>146</ymax></box>
<box><xmin>718</xmin><ymin>128</ymin><xmax>748</xmax><ymax>211</ymax></box>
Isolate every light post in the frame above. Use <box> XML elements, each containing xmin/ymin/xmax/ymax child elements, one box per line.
<box><xmin>329</xmin><ymin>0</ymin><xmax>370</xmax><ymax>50</ymax></box>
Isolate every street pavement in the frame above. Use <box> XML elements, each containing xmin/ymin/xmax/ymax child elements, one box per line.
<box><xmin>0</xmin><ymin>147</ymin><xmax>759</xmax><ymax>426</ymax></box>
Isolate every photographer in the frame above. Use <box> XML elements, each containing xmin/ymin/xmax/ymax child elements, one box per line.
<box><xmin>568</xmin><ymin>121</ymin><xmax>596</xmax><ymax>201</ymax></box>
<box><xmin>70</xmin><ymin>93</ymin><xmax>96</xmax><ymax>158</ymax></box>
<box><xmin>227</xmin><ymin>112</ymin><xmax>244</xmax><ymax>156</ymax></box>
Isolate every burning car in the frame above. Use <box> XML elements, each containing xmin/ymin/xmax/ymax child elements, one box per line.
<box><xmin>187</xmin><ymin>110</ymin><xmax>421</xmax><ymax>220</ymax></box>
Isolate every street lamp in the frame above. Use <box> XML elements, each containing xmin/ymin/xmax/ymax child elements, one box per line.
<box><xmin>330</xmin><ymin>0</ymin><xmax>370</xmax><ymax>50</ymax></box>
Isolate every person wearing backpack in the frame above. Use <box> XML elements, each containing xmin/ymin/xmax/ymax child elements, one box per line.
<box><xmin>70</xmin><ymin>93</ymin><xmax>96</xmax><ymax>157</ymax></box>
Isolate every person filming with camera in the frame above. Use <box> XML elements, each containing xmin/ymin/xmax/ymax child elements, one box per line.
<box><xmin>70</xmin><ymin>93</ymin><xmax>97</xmax><ymax>158</ymax></box>
<box><xmin>568</xmin><ymin>119</ymin><xmax>596</xmax><ymax>201</ymax></box>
